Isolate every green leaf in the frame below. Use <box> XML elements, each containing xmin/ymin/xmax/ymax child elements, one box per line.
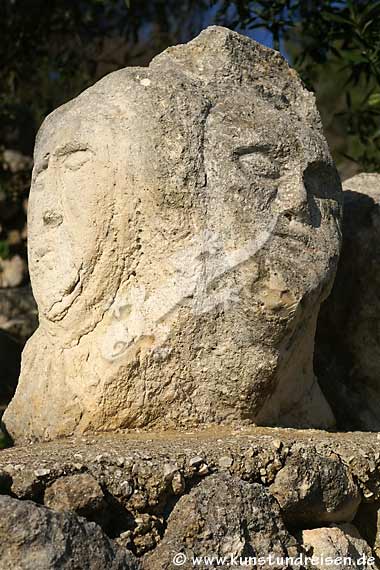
<box><xmin>0</xmin><ymin>241</ymin><xmax>10</xmax><ymax>260</ymax></box>
<box><xmin>368</xmin><ymin>92</ymin><xmax>380</xmax><ymax>108</ymax></box>
<box><xmin>323</xmin><ymin>12</ymin><xmax>353</xmax><ymax>26</ymax></box>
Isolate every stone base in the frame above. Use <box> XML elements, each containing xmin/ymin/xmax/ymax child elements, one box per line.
<box><xmin>0</xmin><ymin>427</ymin><xmax>379</xmax><ymax>569</ymax></box>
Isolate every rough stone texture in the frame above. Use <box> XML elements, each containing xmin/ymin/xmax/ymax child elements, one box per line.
<box><xmin>3</xmin><ymin>26</ymin><xmax>342</xmax><ymax>442</ymax></box>
<box><xmin>44</xmin><ymin>473</ymin><xmax>106</xmax><ymax>520</ymax></box>
<box><xmin>143</xmin><ymin>473</ymin><xmax>300</xmax><ymax>569</ymax></box>
<box><xmin>0</xmin><ymin>427</ymin><xmax>379</xmax><ymax>566</ymax></box>
<box><xmin>302</xmin><ymin>524</ymin><xmax>378</xmax><ymax>569</ymax></box>
<box><xmin>269</xmin><ymin>449</ymin><xmax>361</xmax><ymax>527</ymax></box>
<box><xmin>0</xmin><ymin>495</ymin><xmax>138</xmax><ymax>570</ymax></box>
<box><xmin>315</xmin><ymin>173</ymin><xmax>380</xmax><ymax>431</ymax></box>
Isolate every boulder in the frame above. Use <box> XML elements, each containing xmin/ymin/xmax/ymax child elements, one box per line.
<box><xmin>44</xmin><ymin>473</ymin><xmax>107</xmax><ymax>522</ymax></box>
<box><xmin>143</xmin><ymin>473</ymin><xmax>300</xmax><ymax>570</ymax></box>
<box><xmin>302</xmin><ymin>524</ymin><xmax>378</xmax><ymax>570</ymax></box>
<box><xmin>315</xmin><ymin>173</ymin><xmax>380</xmax><ymax>430</ymax></box>
<box><xmin>0</xmin><ymin>495</ymin><xmax>138</xmax><ymax>569</ymax></box>
<box><xmin>4</xmin><ymin>26</ymin><xmax>342</xmax><ymax>442</ymax></box>
<box><xmin>269</xmin><ymin>445</ymin><xmax>361</xmax><ymax>527</ymax></box>
<box><xmin>0</xmin><ymin>428</ymin><xmax>378</xmax><ymax>566</ymax></box>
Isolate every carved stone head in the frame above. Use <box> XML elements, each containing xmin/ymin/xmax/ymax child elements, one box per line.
<box><xmin>4</xmin><ymin>27</ymin><xmax>342</xmax><ymax>442</ymax></box>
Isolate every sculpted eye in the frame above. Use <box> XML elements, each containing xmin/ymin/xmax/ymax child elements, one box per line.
<box><xmin>62</xmin><ymin>149</ymin><xmax>92</xmax><ymax>171</ymax></box>
<box><xmin>234</xmin><ymin>145</ymin><xmax>280</xmax><ymax>179</ymax></box>
<box><xmin>33</xmin><ymin>153</ymin><xmax>50</xmax><ymax>182</ymax></box>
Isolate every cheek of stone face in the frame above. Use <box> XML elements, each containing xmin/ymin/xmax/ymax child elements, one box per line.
<box><xmin>28</xmin><ymin>149</ymin><xmax>113</xmax><ymax>310</ymax></box>
<box><xmin>57</xmin><ymin>153</ymin><xmax>112</xmax><ymax>264</ymax></box>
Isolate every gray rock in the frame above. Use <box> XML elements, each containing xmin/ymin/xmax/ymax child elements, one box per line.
<box><xmin>315</xmin><ymin>173</ymin><xmax>380</xmax><ymax>431</ymax></box>
<box><xmin>0</xmin><ymin>495</ymin><xmax>138</xmax><ymax>569</ymax></box>
<box><xmin>0</xmin><ymin>428</ymin><xmax>378</xmax><ymax>563</ymax></box>
<box><xmin>143</xmin><ymin>473</ymin><xmax>300</xmax><ymax>569</ymax></box>
<box><xmin>269</xmin><ymin>447</ymin><xmax>361</xmax><ymax>527</ymax></box>
<box><xmin>4</xmin><ymin>26</ymin><xmax>342</xmax><ymax>443</ymax></box>
<box><xmin>44</xmin><ymin>473</ymin><xmax>106</xmax><ymax>519</ymax></box>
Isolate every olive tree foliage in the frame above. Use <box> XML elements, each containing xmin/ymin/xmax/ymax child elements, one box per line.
<box><xmin>1</xmin><ymin>0</ymin><xmax>380</xmax><ymax>167</ymax></box>
<box><xmin>0</xmin><ymin>0</ymin><xmax>379</xmax><ymax>210</ymax></box>
<box><xmin>212</xmin><ymin>0</ymin><xmax>380</xmax><ymax>172</ymax></box>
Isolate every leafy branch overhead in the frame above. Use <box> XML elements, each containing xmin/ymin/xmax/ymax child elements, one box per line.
<box><xmin>0</xmin><ymin>0</ymin><xmax>379</xmax><ymax>189</ymax></box>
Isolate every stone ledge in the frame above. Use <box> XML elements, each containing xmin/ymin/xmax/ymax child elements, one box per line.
<box><xmin>0</xmin><ymin>427</ymin><xmax>379</xmax><ymax>568</ymax></box>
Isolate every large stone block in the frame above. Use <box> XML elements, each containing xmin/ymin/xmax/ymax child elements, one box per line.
<box><xmin>3</xmin><ymin>26</ymin><xmax>342</xmax><ymax>442</ymax></box>
<box><xmin>315</xmin><ymin>173</ymin><xmax>380</xmax><ymax>430</ymax></box>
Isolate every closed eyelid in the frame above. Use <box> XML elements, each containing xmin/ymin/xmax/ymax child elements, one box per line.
<box><xmin>56</xmin><ymin>148</ymin><xmax>93</xmax><ymax>171</ymax></box>
<box><xmin>63</xmin><ymin>149</ymin><xmax>92</xmax><ymax>170</ymax></box>
<box><xmin>233</xmin><ymin>144</ymin><xmax>272</xmax><ymax>157</ymax></box>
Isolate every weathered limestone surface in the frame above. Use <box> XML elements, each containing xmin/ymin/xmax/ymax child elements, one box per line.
<box><xmin>315</xmin><ymin>173</ymin><xmax>380</xmax><ymax>431</ymax></box>
<box><xmin>0</xmin><ymin>428</ymin><xmax>379</xmax><ymax>568</ymax></box>
<box><xmin>3</xmin><ymin>26</ymin><xmax>342</xmax><ymax>442</ymax></box>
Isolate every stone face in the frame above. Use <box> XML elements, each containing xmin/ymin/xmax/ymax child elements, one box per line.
<box><xmin>0</xmin><ymin>495</ymin><xmax>138</xmax><ymax>570</ymax></box>
<box><xmin>143</xmin><ymin>473</ymin><xmax>300</xmax><ymax>570</ymax></box>
<box><xmin>315</xmin><ymin>173</ymin><xmax>380</xmax><ymax>430</ymax></box>
<box><xmin>4</xmin><ymin>26</ymin><xmax>342</xmax><ymax>442</ymax></box>
<box><xmin>302</xmin><ymin>524</ymin><xmax>378</xmax><ymax>570</ymax></box>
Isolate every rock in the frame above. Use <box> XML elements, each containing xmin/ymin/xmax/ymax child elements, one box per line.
<box><xmin>44</xmin><ymin>473</ymin><xmax>106</xmax><ymax>519</ymax></box>
<box><xmin>0</xmin><ymin>285</ymin><xmax>38</xmax><ymax>343</ymax></box>
<box><xmin>0</xmin><ymin>495</ymin><xmax>138</xmax><ymax>569</ymax></box>
<box><xmin>315</xmin><ymin>173</ymin><xmax>380</xmax><ymax>431</ymax></box>
<box><xmin>302</xmin><ymin>524</ymin><xmax>378</xmax><ymax>569</ymax></box>
<box><xmin>0</xmin><ymin>287</ymin><xmax>37</xmax><ymax>408</ymax></box>
<box><xmin>0</xmin><ymin>428</ymin><xmax>377</xmax><ymax>562</ymax></box>
<box><xmin>0</xmin><ymin>255</ymin><xmax>26</xmax><ymax>288</ymax></box>
<box><xmin>4</xmin><ymin>26</ymin><xmax>342</xmax><ymax>443</ymax></box>
<box><xmin>143</xmin><ymin>473</ymin><xmax>300</xmax><ymax>569</ymax></box>
<box><xmin>354</xmin><ymin>502</ymin><xmax>380</xmax><ymax>561</ymax></box>
<box><xmin>269</xmin><ymin>447</ymin><xmax>361</xmax><ymax>527</ymax></box>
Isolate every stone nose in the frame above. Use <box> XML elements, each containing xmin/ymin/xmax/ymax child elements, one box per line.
<box><xmin>277</xmin><ymin>170</ymin><xmax>310</xmax><ymax>224</ymax></box>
